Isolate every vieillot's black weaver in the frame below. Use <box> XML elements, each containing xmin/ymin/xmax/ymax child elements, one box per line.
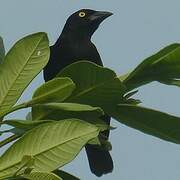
<box><xmin>44</xmin><ymin>9</ymin><xmax>113</xmax><ymax>177</ymax></box>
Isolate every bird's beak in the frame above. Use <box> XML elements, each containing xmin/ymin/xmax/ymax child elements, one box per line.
<box><xmin>89</xmin><ymin>11</ymin><xmax>113</xmax><ymax>22</ymax></box>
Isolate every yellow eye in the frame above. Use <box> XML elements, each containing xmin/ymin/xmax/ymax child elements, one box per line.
<box><xmin>79</xmin><ymin>12</ymin><xmax>86</xmax><ymax>18</ymax></box>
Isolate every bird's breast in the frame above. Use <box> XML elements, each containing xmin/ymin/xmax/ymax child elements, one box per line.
<box><xmin>67</xmin><ymin>42</ymin><xmax>100</xmax><ymax>62</ymax></box>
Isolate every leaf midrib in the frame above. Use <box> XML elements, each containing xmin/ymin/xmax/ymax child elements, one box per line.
<box><xmin>151</xmin><ymin>46</ymin><xmax>180</xmax><ymax>65</ymax></box>
<box><xmin>116</xmin><ymin>105</ymin><xmax>180</xmax><ymax>144</ymax></box>
<box><xmin>32</xmin><ymin>82</ymin><xmax>74</xmax><ymax>103</ymax></box>
<box><xmin>0</xmin><ymin>34</ymin><xmax>45</xmax><ymax>108</ymax></box>
<box><xmin>34</xmin><ymin>77</ymin><xmax>122</xmax><ymax>120</ymax></box>
<box><xmin>68</xmin><ymin>76</ymin><xmax>120</xmax><ymax>101</ymax></box>
<box><xmin>0</xmin><ymin>126</ymin><xmax>98</xmax><ymax>174</ymax></box>
<box><xmin>126</xmin><ymin>45</ymin><xmax>180</xmax><ymax>82</ymax></box>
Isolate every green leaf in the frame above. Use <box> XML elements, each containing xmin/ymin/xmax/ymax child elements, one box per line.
<box><xmin>124</xmin><ymin>90</ymin><xmax>138</xmax><ymax>99</ymax></box>
<box><xmin>0</xmin><ymin>119</ymin><xmax>99</xmax><ymax>179</ymax></box>
<box><xmin>58</xmin><ymin>61</ymin><xmax>125</xmax><ymax>109</ymax></box>
<box><xmin>0</xmin><ymin>119</ymin><xmax>53</xmax><ymax>136</ymax></box>
<box><xmin>23</xmin><ymin>171</ymin><xmax>62</xmax><ymax>180</ymax></box>
<box><xmin>0</xmin><ymin>32</ymin><xmax>50</xmax><ymax>114</ymax></box>
<box><xmin>30</xmin><ymin>78</ymin><xmax>75</xmax><ymax>105</ymax></box>
<box><xmin>124</xmin><ymin>98</ymin><xmax>142</xmax><ymax>105</ymax></box>
<box><xmin>0</xmin><ymin>36</ymin><xmax>5</xmax><ymax>63</ymax></box>
<box><xmin>32</xmin><ymin>102</ymin><xmax>103</xmax><ymax>121</ymax></box>
<box><xmin>110</xmin><ymin>104</ymin><xmax>180</xmax><ymax>144</ymax></box>
<box><xmin>54</xmin><ymin>170</ymin><xmax>80</xmax><ymax>180</ymax></box>
<box><xmin>37</xmin><ymin>103</ymin><xmax>103</xmax><ymax>113</ymax></box>
<box><xmin>20</xmin><ymin>155</ymin><xmax>35</xmax><ymax>168</ymax></box>
<box><xmin>6</xmin><ymin>177</ymin><xmax>25</xmax><ymax>180</ymax></box>
<box><xmin>2</xmin><ymin>119</ymin><xmax>52</xmax><ymax>130</ymax></box>
<box><xmin>123</xmin><ymin>44</ymin><xmax>180</xmax><ymax>90</ymax></box>
<box><xmin>32</xmin><ymin>102</ymin><xmax>108</xmax><ymax>133</ymax></box>
<box><xmin>158</xmin><ymin>78</ymin><xmax>180</xmax><ymax>87</ymax></box>
<box><xmin>122</xmin><ymin>90</ymin><xmax>141</xmax><ymax>105</ymax></box>
<box><xmin>31</xmin><ymin>78</ymin><xmax>76</xmax><ymax>120</ymax></box>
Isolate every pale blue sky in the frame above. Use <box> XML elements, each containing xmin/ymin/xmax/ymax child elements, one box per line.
<box><xmin>1</xmin><ymin>1</ymin><xmax>180</xmax><ymax>180</ymax></box>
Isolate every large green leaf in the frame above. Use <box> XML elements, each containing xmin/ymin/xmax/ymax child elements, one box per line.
<box><xmin>123</xmin><ymin>44</ymin><xmax>180</xmax><ymax>90</ymax></box>
<box><xmin>58</xmin><ymin>61</ymin><xmax>125</xmax><ymax>109</ymax></box>
<box><xmin>32</xmin><ymin>103</ymin><xmax>108</xmax><ymax>133</ymax></box>
<box><xmin>31</xmin><ymin>78</ymin><xmax>76</xmax><ymax>120</ymax></box>
<box><xmin>37</xmin><ymin>103</ymin><xmax>103</xmax><ymax>113</ymax></box>
<box><xmin>30</xmin><ymin>78</ymin><xmax>75</xmax><ymax>105</ymax></box>
<box><xmin>0</xmin><ymin>119</ymin><xmax>99</xmax><ymax>179</ymax></box>
<box><xmin>110</xmin><ymin>104</ymin><xmax>180</xmax><ymax>144</ymax></box>
<box><xmin>0</xmin><ymin>36</ymin><xmax>5</xmax><ymax>63</ymax></box>
<box><xmin>23</xmin><ymin>171</ymin><xmax>62</xmax><ymax>180</ymax></box>
<box><xmin>0</xmin><ymin>32</ymin><xmax>50</xmax><ymax>114</ymax></box>
<box><xmin>32</xmin><ymin>102</ymin><xmax>103</xmax><ymax>121</ymax></box>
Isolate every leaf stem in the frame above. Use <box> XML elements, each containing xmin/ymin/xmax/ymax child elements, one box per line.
<box><xmin>0</xmin><ymin>134</ymin><xmax>19</xmax><ymax>148</ymax></box>
<box><xmin>0</xmin><ymin>103</ymin><xmax>29</xmax><ymax>120</ymax></box>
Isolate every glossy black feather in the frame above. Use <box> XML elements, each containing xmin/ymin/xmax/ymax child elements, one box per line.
<box><xmin>44</xmin><ymin>37</ymin><xmax>102</xmax><ymax>81</ymax></box>
<box><xmin>43</xmin><ymin>9</ymin><xmax>113</xmax><ymax>177</ymax></box>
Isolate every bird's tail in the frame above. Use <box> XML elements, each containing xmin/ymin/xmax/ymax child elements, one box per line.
<box><xmin>85</xmin><ymin>144</ymin><xmax>113</xmax><ymax>177</ymax></box>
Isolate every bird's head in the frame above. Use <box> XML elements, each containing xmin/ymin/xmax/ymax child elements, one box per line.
<box><xmin>62</xmin><ymin>9</ymin><xmax>113</xmax><ymax>39</ymax></box>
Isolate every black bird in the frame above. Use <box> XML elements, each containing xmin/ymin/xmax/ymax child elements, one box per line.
<box><xmin>44</xmin><ymin>9</ymin><xmax>113</xmax><ymax>177</ymax></box>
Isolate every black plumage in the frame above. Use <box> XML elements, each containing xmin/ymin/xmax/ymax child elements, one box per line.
<box><xmin>44</xmin><ymin>9</ymin><xmax>113</xmax><ymax>177</ymax></box>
